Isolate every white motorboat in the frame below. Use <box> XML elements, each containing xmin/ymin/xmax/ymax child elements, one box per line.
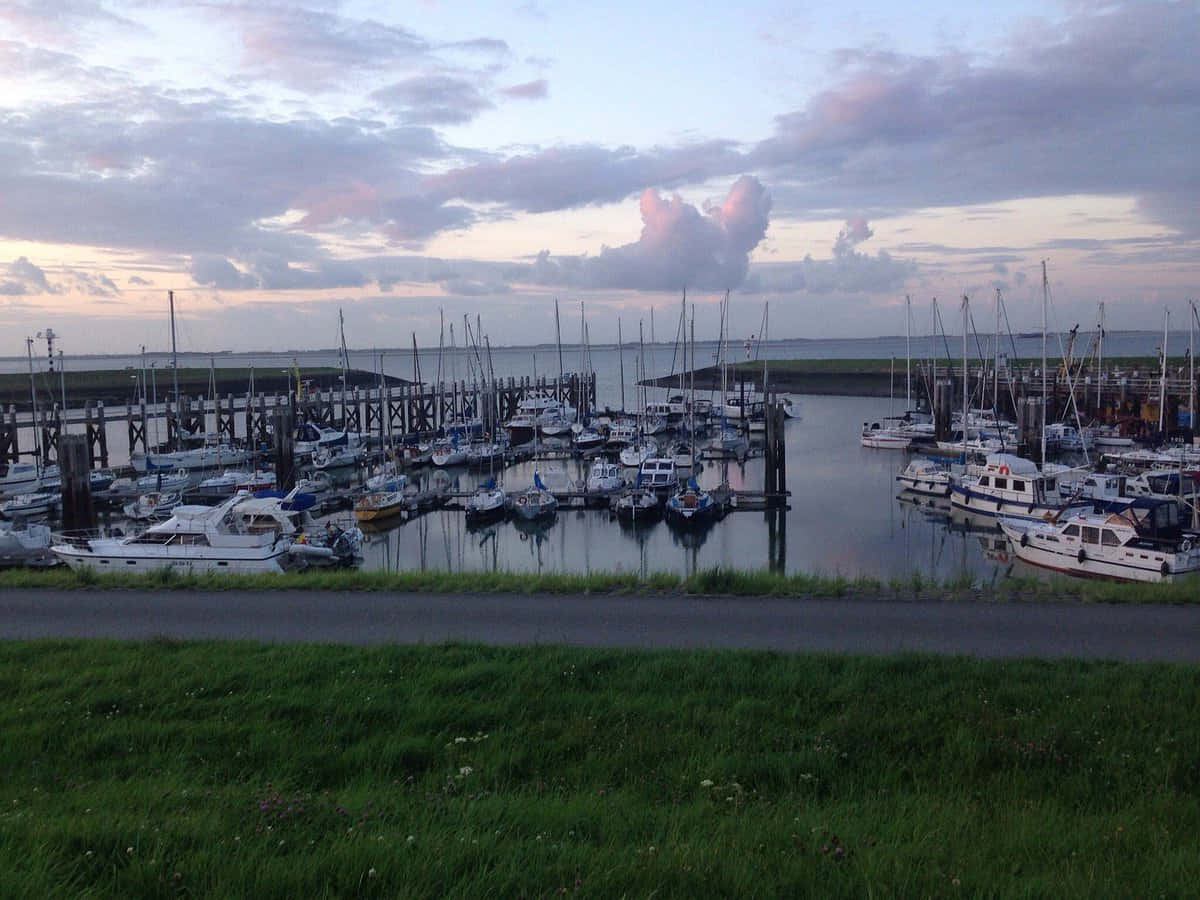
<box><xmin>585</xmin><ymin>460</ymin><xmax>625</xmax><ymax>497</ymax></box>
<box><xmin>572</xmin><ymin>428</ymin><xmax>606</xmax><ymax>453</ymax></box>
<box><xmin>123</xmin><ymin>490</ymin><xmax>182</xmax><ymax>520</ymax></box>
<box><xmin>604</xmin><ymin>421</ymin><xmax>638</xmax><ymax>451</ymax></box>
<box><xmin>896</xmin><ymin>459</ymin><xmax>952</xmax><ymax>497</ymax></box>
<box><xmin>638</xmin><ymin>457</ymin><xmax>677</xmax><ymax>492</ymax></box>
<box><xmin>0</xmin><ymin>461</ymin><xmax>60</xmax><ymax>498</ymax></box>
<box><xmin>949</xmin><ymin>454</ymin><xmax>1095</xmax><ymax>522</ymax></box>
<box><xmin>1044</xmin><ymin>422</ymin><xmax>1094</xmax><ymax>453</ymax></box>
<box><xmin>0</xmin><ymin>520</ymin><xmax>53</xmax><ymax>566</ymax></box>
<box><xmin>52</xmin><ymin>493</ymin><xmax>295</xmax><ymax>573</ymax></box>
<box><xmin>0</xmin><ymin>491</ymin><xmax>59</xmax><ymax>518</ymax></box>
<box><xmin>232</xmin><ymin>489</ymin><xmax>362</xmax><ymax>565</ymax></box>
<box><xmin>999</xmin><ymin>497</ymin><xmax>1200</xmax><ymax>582</ymax></box>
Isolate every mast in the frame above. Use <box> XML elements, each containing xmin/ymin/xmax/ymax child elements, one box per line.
<box><xmin>338</xmin><ymin>307</ymin><xmax>349</xmax><ymax>425</ymax></box>
<box><xmin>1097</xmin><ymin>301</ymin><xmax>1105</xmax><ymax>409</ymax></box>
<box><xmin>26</xmin><ymin>336</ymin><xmax>41</xmax><ymax>465</ymax></box>
<box><xmin>618</xmin><ymin>317</ymin><xmax>626</xmax><ymax>413</ymax></box>
<box><xmin>905</xmin><ymin>295</ymin><xmax>912</xmax><ymax>409</ymax></box>
<box><xmin>59</xmin><ymin>350</ymin><xmax>67</xmax><ymax>436</ymax></box>
<box><xmin>554</xmin><ymin>298</ymin><xmax>564</xmax><ymax>403</ymax></box>
<box><xmin>962</xmin><ymin>295</ymin><xmax>969</xmax><ymax>459</ymax></box>
<box><xmin>689</xmin><ymin>303</ymin><xmax>696</xmax><ymax>465</ymax></box>
<box><xmin>1040</xmin><ymin>261</ymin><xmax>1048</xmax><ymax>467</ymax></box>
<box><xmin>1159</xmin><ymin>308</ymin><xmax>1170</xmax><ymax>435</ymax></box>
<box><xmin>1190</xmin><ymin>300</ymin><xmax>1196</xmax><ymax>438</ymax></box>
<box><xmin>169</xmin><ymin>290</ymin><xmax>180</xmax><ymax>441</ymax></box>
<box><xmin>579</xmin><ymin>301</ymin><xmax>587</xmax><ymax>423</ymax></box>
<box><xmin>994</xmin><ymin>288</ymin><xmax>1001</xmax><ymax>413</ymax></box>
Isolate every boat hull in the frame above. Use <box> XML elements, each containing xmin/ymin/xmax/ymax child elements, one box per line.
<box><xmin>52</xmin><ymin>542</ymin><xmax>288</xmax><ymax>574</ymax></box>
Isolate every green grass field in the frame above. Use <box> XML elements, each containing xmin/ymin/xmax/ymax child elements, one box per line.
<box><xmin>0</xmin><ymin>641</ymin><xmax>1197</xmax><ymax>897</ymax></box>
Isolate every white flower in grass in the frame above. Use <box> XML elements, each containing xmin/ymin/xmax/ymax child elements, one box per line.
<box><xmin>459</xmin><ymin>766</ymin><xmax>473</xmax><ymax>777</ymax></box>
<box><xmin>700</xmin><ymin>779</ymin><xmax>714</xmax><ymax>788</ymax></box>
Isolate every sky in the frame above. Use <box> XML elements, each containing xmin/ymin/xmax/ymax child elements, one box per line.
<box><xmin>0</xmin><ymin>0</ymin><xmax>1197</xmax><ymax>354</ymax></box>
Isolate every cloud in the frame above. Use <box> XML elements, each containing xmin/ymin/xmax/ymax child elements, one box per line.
<box><xmin>746</xmin><ymin>219</ymin><xmax>915</xmax><ymax>295</ymax></box>
<box><xmin>750</xmin><ymin>1</ymin><xmax>1200</xmax><ymax>231</ymax></box>
<box><xmin>0</xmin><ymin>256</ymin><xmax>58</xmax><ymax>295</ymax></box>
<box><xmin>372</xmin><ymin>74</ymin><xmax>492</xmax><ymax>125</ymax></box>
<box><xmin>510</xmin><ymin>175</ymin><xmax>771</xmax><ymax>291</ymax></box>
<box><xmin>128</xmin><ymin>275</ymin><xmax>152</xmax><ymax>286</ymax></box>
<box><xmin>190</xmin><ymin>254</ymin><xmax>256</xmax><ymax>289</ymax></box>
<box><xmin>501</xmin><ymin>79</ymin><xmax>548</xmax><ymax>100</ymax></box>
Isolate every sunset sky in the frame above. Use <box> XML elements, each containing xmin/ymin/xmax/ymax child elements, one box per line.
<box><xmin>1</xmin><ymin>0</ymin><xmax>1196</xmax><ymax>353</ymax></box>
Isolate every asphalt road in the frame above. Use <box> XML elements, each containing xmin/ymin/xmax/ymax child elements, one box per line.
<box><xmin>2</xmin><ymin>589</ymin><xmax>1200</xmax><ymax>661</ymax></box>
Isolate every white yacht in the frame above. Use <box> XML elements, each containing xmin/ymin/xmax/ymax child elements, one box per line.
<box><xmin>637</xmin><ymin>458</ymin><xmax>677</xmax><ymax>492</ymax></box>
<box><xmin>430</xmin><ymin>437</ymin><xmax>469</xmax><ymax>467</ymax></box>
<box><xmin>1000</xmin><ymin>498</ymin><xmax>1200</xmax><ymax>583</ymax></box>
<box><xmin>464</xmin><ymin>479</ymin><xmax>507</xmax><ymax>523</ymax></box>
<box><xmin>585</xmin><ymin>460</ymin><xmax>625</xmax><ymax>497</ymax></box>
<box><xmin>896</xmin><ymin>459</ymin><xmax>952</xmax><ymax>497</ymax></box>
<box><xmin>1</xmin><ymin>491</ymin><xmax>59</xmax><ymax>518</ymax></box>
<box><xmin>949</xmin><ymin>454</ymin><xmax>1095</xmax><ymax>521</ymax></box>
<box><xmin>52</xmin><ymin>493</ymin><xmax>294</xmax><ymax>573</ymax></box>
<box><xmin>619</xmin><ymin>438</ymin><xmax>658</xmax><ymax>468</ymax></box>
<box><xmin>511</xmin><ymin>474</ymin><xmax>558</xmax><ymax>520</ymax></box>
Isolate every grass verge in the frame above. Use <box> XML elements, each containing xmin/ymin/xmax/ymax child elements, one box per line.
<box><xmin>1</xmin><ymin>564</ymin><xmax>1198</xmax><ymax>604</ymax></box>
<box><xmin>0</xmin><ymin>641</ymin><xmax>1197</xmax><ymax>897</ymax></box>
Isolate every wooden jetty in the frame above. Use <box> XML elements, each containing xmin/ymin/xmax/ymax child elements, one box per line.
<box><xmin>0</xmin><ymin>371</ymin><xmax>597</xmax><ymax>468</ymax></box>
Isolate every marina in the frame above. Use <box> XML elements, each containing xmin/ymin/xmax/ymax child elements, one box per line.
<box><xmin>3</xmin><ymin>324</ymin><xmax>1200</xmax><ymax>584</ymax></box>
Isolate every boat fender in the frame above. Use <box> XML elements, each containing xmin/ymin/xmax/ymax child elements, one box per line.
<box><xmin>1077</xmin><ymin>548</ymin><xmax>1087</xmax><ymax>564</ymax></box>
<box><xmin>1019</xmin><ymin>533</ymin><xmax>1029</xmax><ymax>548</ymax></box>
<box><xmin>1161</xmin><ymin>561</ymin><xmax>1171</xmax><ymax>577</ymax></box>
<box><xmin>1182</xmin><ymin>540</ymin><xmax>1192</xmax><ymax>553</ymax></box>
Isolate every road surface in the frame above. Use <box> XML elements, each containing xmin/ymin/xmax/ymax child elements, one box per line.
<box><xmin>2</xmin><ymin>588</ymin><xmax>1200</xmax><ymax>661</ymax></box>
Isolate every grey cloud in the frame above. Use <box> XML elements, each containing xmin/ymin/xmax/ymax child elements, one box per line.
<box><xmin>190</xmin><ymin>254</ymin><xmax>256</xmax><ymax>289</ymax></box>
<box><xmin>442</xmin><ymin>278</ymin><xmax>511</xmax><ymax>296</ymax></box>
<box><xmin>372</xmin><ymin>75</ymin><xmax>493</xmax><ymax>125</ymax></box>
<box><xmin>750</xmin><ymin>2</ymin><xmax>1200</xmax><ymax>234</ymax></box>
<box><xmin>128</xmin><ymin>275</ymin><xmax>152</xmax><ymax>285</ymax></box>
<box><xmin>426</xmin><ymin>140</ymin><xmax>745</xmax><ymax>213</ymax></box>
<box><xmin>8</xmin><ymin>256</ymin><xmax>52</xmax><ymax>292</ymax></box>
<box><xmin>502</xmin><ymin>79</ymin><xmax>548</xmax><ymax>100</ymax></box>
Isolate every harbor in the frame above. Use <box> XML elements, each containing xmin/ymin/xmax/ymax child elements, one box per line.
<box><xmin>4</xmin><ymin>318</ymin><xmax>1200</xmax><ymax>583</ymax></box>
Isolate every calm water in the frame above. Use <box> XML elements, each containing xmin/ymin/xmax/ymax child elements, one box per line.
<box><xmin>355</xmin><ymin>394</ymin><xmax>1007</xmax><ymax>582</ymax></box>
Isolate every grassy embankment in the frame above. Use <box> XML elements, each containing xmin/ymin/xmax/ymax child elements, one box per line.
<box><xmin>1</xmin><ymin>565</ymin><xmax>1199</xmax><ymax>605</ymax></box>
<box><xmin>0</xmin><ymin>368</ymin><xmax>393</xmax><ymax>408</ymax></box>
<box><xmin>0</xmin><ymin>641</ymin><xmax>1197</xmax><ymax>897</ymax></box>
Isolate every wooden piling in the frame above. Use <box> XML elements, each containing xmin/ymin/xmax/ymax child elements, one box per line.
<box><xmin>273</xmin><ymin>406</ymin><xmax>296</xmax><ymax>492</ymax></box>
<box><xmin>59</xmin><ymin>433</ymin><xmax>96</xmax><ymax>533</ymax></box>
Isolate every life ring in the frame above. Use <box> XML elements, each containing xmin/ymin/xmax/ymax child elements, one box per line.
<box><xmin>1077</xmin><ymin>548</ymin><xmax>1087</xmax><ymax>564</ymax></box>
<box><xmin>996</xmin><ymin>551</ymin><xmax>1009</xmax><ymax>563</ymax></box>
<box><xmin>998</xmin><ymin>464</ymin><xmax>1011</xmax><ymax>475</ymax></box>
<box><xmin>517</xmin><ymin>495</ymin><xmax>527</xmax><ymax>505</ymax></box>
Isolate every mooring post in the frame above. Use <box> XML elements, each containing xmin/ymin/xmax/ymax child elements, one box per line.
<box><xmin>272</xmin><ymin>406</ymin><xmax>296</xmax><ymax>492</ymax></box>
<box><xmin>59</xmin><ymin>433</ymin><xmax>96</xmax><ymax>533</ymax></box>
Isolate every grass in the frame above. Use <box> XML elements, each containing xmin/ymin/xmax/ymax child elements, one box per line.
<box><xmin>0</xmin><ymin>641</ymin><xmax>1197</xmax><ymax>897</ymax></box>
<box><xmin>2</xmin><ymin>564</ymin><xmax>1200</xmax><ymax>604</ymax></box>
